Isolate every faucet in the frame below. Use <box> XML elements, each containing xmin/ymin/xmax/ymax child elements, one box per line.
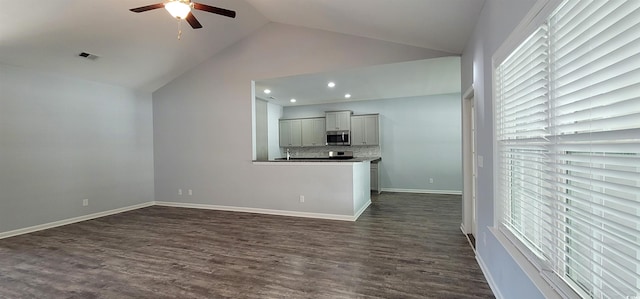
<box><xmin>286</xmin><ymin>148</ymin><xmax>291</xmax><ymax>160</ymax></box>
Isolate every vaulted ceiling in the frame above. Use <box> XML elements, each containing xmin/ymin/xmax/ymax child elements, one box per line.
<box><xmin>0</xmin><ymin>0</ymin><xmax>485</xmax><ymax>92</ymax></box>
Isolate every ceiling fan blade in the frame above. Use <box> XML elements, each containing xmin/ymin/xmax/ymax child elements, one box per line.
<box><xmin>193</xmin><ymin>2</ymin><xmax>236</xmax><ymax>18</ymax></box>
<box><xmin>130</xmin><ymin>3</ymin><xmax>164</xmax><ymax>13</ymax></box>
<box><xmin>185</xmin><ymin>12</ymin><xmax>203</xmax><ymax>29</ymax></box>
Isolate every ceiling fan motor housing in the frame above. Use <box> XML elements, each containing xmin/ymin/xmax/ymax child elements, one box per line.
<box><xmin>164</xmin><ymin>0</ymin><xmax>193</xmax><ymax>19</ymax></box>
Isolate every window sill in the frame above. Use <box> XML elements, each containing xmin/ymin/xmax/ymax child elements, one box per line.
<box><xmin>489</xmin><ymin>227</ymin><xmax>564</xmax><ymax>299</ymax></box>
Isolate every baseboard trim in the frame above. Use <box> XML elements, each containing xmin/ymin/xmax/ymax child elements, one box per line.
<box><xmin>461</xmin><ymin>223</ymin><xmax>477</xmax><ymax>254</ymax></box>
<box><xmin>460</xmin><ymin>223</ymin><xmax>467</xmax><ymax>235</ymax></box>
<box><xmin>353</xmin><ymin>200</ymin><xmax>372</xmax><ymax>221</ymax></box>
<box><xmin>154</xmin><ymin>201</ymin><xmax>364</xmax><ymax>222</ymax></box>
<box><xmin>380</xmin><ymin>188</ymin><xmax>462</xmax><ymax>195</ymax></box>
<box><xmin>0</xmin><ymin>201</ymin><xmax>155</xmax><ymax>240</ymax></box>
<box><xmin>477</xmin><ymin>254</ymin><xmax>503</xmax><ymax>299</ymax></box>
<box><xmin>0</xmin><ymin>200</ymin><xmax>373</xmax><ymax>239</ymax></box>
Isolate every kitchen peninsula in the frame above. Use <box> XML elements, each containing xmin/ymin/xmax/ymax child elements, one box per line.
<box><xmin>254</xmin><ymin>106</ymin><xmax>383</xmax><ymax>221</ymax></box>
<box><xmin>252</xmin><ymin>156</ymin><xmax>379</xmax><ymax>221</ymax></box>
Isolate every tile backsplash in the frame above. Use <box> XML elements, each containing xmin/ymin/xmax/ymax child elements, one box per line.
<box><xmin>280</xmin><ymin>145</ymin><xmax>380</xmax><ymax>158</ymax></box>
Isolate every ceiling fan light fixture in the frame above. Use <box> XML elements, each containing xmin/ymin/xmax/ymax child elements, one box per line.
<box><xmin>164</xmin><ymin>0</ymin><xmax>192</xmax><ymax>19</ymax></box>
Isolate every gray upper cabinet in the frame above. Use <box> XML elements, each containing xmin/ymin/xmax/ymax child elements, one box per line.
<box><xmin>279</xmin><ymin>119</ymin><xmax>302</xmax><ymax>147</ymax></box>
<box><xmin>325</xmin><ymin>111</ymin><xmax>351</xmax><ymax>131</ymax></box>
<box><xmin>351</xmin><ymin>114</ymin><xmax>379</xmax><ymax>146</ymax></box>
<box><xmin>301</xmin><ymin>118</ymin><xmax>326</xmax><ymax>147</ymax></box>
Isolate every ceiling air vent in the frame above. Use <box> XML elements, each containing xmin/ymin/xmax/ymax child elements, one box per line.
<box><xmin>78</xmin><ymin>52</ymin><xmax>99</xmax><ymax>60</ymax></box>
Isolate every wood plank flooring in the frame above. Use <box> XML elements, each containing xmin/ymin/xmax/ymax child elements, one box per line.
<box><xmin>0</xmin><ymin>192</ymin><xmax>494</xmax><ymax>298</ymax></box>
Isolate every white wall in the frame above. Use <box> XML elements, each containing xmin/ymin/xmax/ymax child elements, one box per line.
<box><xmin>267</xmin><ymin>101</ymin><xmax>283</xmax><ymax>160</ymax></box>
<box><xmin>282</xmin><ymin>94</ymin><xmax>462</xmax><ymax>192</ymax></box>
<box><xmin>352</xmin><ymin>161</ymin><xmax>370</xmax><ymax>214</ymax></box>
<box><xmin>0</xmin><ymin>64</ymin><xmax>155</xmax><ymax>233</ymax></box>
<box><xmin>461</xmin><ymin>0</ymin><xmax>543</xmax><ymax>298</ymax></box>
<box><xmin>152</xmin><ymin>22</ymin><xmax>454</xmax><ymax>214</ymax></box>
<box><xmin>255</xmin><ymin>98</ymin><xmax>268</xmax><ymax>160</ymax></box>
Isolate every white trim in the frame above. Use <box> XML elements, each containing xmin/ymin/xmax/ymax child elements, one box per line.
<box><xmin>492</xmin><ymin>0</ymin><xmax>563</xmax><ymax>65</ymax></box>
<box><xmin>460</xmin><ymin>223</ymin><xmax>478</xmax><ymax>254</ymax></box>
<box><xmin>380</xmin><ymin>188</ymin><xmax>462</xmax><ymax>195</ymax></box>
<box><xmin>463</xmin><ymin>84</ymin><xmax>475</xmax><ymax>100</ymax></box>
<box><xmin>0</xmin><ymin>200</ymin><xmax>374</xmax><ymax>239</ymax></box>
<box><xmin>154</xmin><ymin>201</ymin><xmax>369</xmax><ymax>222</ymax></box>
<box><xmin>0</xmin><ymin>202</ymin><xmax>155</xmax><ymax>240</ymax></box>
<box><xmin>477</xmin><ymin>254</ymin><xmax>504</xmax><ymax>299</ymax></box>
<box><xmin>462</xmin><ymin>83</ymin><xmax>477</xmax><ymax>241</ymax></box>
<box><xmin>353</xmin><ymin>200</ymin><xmax>372</xmax><ymax>221</ymax></box>
<box><xmin>492</xmin><ymin>1</ymin><xmax>563</xmax><ymax>229</ymax></box>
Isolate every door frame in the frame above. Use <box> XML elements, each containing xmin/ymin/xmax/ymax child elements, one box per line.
<box><xmin>461</xmin><ymin>85</ymin><xmax>477</xmax><ymax>244</ymax></box>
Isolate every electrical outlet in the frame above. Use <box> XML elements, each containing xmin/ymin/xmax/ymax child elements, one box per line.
<box><xmin>188</xmin><ymin>189</ymin><xmax>193</xmax><ymax>196</ymax></box>
<box><xmin>299</xmin><ymin>195</ymin><xmax>305</xmax><ymax>203</ymax></box>
<box><xmin>178</xmin><ymin>189</ymin><xmax>182</xmax><ymax>195</ymax></box>
<box><xmin>429</xmin><ymin>178</ymin><xmax>434</xmax><ymax>184</ymax></box>
<box><xmin>82</xmin><ymin>199</ymin><xmax>88</xmax><ymax>206</ymax></box>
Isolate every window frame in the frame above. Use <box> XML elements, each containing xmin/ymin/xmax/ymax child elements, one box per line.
<box><xmin>491</xmin><ymin>0</ymin><xmax>578</xmax><ymax>298</ymax></box>
<box><xmin>492</xmin><ymin>0</ymin><xmax>640</xmax><ymax>297</ymax></box>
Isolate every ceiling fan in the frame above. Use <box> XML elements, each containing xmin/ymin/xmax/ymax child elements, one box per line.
<box><xmin>130</xmin><ymin>0</ymin><xmax>236</xmax><ymax>30</ymax></box>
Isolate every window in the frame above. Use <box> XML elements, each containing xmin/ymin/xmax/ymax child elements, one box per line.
<box><xmin>495</xmin><ymin>0</ymin><xmax>640</xmax><ymax>298</ymax></box>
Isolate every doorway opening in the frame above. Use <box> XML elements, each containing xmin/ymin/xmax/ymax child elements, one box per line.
<box><xmin>462</xmin><ymin>85</ymin><xmax>477</xmax><ymax>250</ymax></box>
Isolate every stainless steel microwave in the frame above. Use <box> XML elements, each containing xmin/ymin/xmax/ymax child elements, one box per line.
<box><xmin>326</xmin><ymin>130</ymin><xmax>350</xmax><ymax>146</ymax></box>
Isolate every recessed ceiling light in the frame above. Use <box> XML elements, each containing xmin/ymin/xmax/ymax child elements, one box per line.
<box><xmin>264</xmin><ymin>89</ymin><xmax>271</xmax><ymax>94</ymax></box>
<box><xmin>345</xmin><ymin>93</ymin><xmax>351</xmax><ymax>99</ymax></box>
<box><xmin>290</xmin><ymin>98</ymin><xmax>297</xmax><ymax>103</ymax></box>
<box><xmin>328</xmin><ymin>82</ymin><xmax>336</xmax><ymax>88</ymax></box>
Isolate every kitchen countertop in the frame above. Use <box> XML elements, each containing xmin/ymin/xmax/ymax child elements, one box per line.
<box><xmin>266</xmin><ymin>157</ymin><xmax>381</xmax><ymax>163</ymax></box>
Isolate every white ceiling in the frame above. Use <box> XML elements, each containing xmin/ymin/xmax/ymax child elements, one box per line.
<box><xmin>0</xmin><ymin>0</ymin><xmax>485</xmax><ymax>92</ymax></box>
<box><xmin>255</xmin><ymin>57</ymin><xmax>461</xmax><ymax>107</ymax></box>
<box><xmin>246</xmin><ymin>0</ymin><xmax>486</xmax><ymax>54</ymax></box>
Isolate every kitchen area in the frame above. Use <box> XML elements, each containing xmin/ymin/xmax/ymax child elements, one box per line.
<box><xmin>274</xmin><ymin>110</ymin><xmax>382</xmax><ymax>193</ymax></box>
<box><xmin>254</xmin><ymin>109</ymin><xmax>381</xmax><ymax>220</ymax></box>
<box><xmin>252</xmin><ymin>57</ymin><xmax>462</xmax><ymax>221</ymax></box>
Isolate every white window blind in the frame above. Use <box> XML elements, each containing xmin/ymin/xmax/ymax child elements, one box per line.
<box><xmin>495</xmin><ymin>0</ymin><xmax>640</xmax><ymax>298</ymax></box>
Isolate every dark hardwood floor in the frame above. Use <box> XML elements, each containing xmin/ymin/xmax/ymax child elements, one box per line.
<box><xmin>0</xmin><ymin>192</ymin><xmax>494</xmax><ymax>299</ymax></box>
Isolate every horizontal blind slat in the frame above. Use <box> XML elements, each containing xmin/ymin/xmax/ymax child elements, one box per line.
<box><xmin>553</xmin><ymin>112</ymin><xmax>640</xmax><ymax>134</ymax></box>
<box><xmin>552</xmin><ymin>98</ymin><xmax>640</xmax><ymax>124</ymax></box>
<box><xmin>552</xmin><ymin>151</ymin><xmax>640</xmax><ymax>167</ymax></box>
<box><xmin>553</xmin><ymin>83</ymin><xmax>640</xmax><ymax>112</ymax></box>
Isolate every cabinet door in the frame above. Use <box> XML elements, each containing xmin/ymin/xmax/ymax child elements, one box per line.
<box><xmin>301</xmin><ymin>119</ymin><xmax>313</xmax><ymax>146</ymax></box>
<box><xmin>279</xmin><ymin>120</ymin><xmax>302</xmax><ymax>147</ymax></box>
<box><xmin>301</xmin><ymin>118</ymin><xmax>325</xmax><ymax>146</ymax></box>
<box><xmin>312</xmin><ymin>118</ymin><xmax>326</xmax><ymax>146</ymax></box>
<box><xmin>289</xmin><ymin>119</ymin><xmax>302</xmax><ymax>146</ymax></box>
<box><xmin>363</xmin><ymin>115</ymin><xmax>379</xmax><ymax>145</ymax></box>
<box><xmin>350</xmin><ymin>116</ymin><xmax>366</xmax><ymax>145</ymax></box>
<box><xmin>279</xmin><ymin>120</ymin><xmax>290</xmax><ymax>147</ymax></box>
<box><xmin>326</xmin><ymin>111</ymin><xmax>351</xmax><ymax>131</ymax></box>
<box><xmin>336</xmin><ymin>111</ymin><xmax>351</xmax><ymax>131</ymax></box>
<box><xmin>325</xmin><ymin>113</ymin><xmax>338</xmax><ymax>131</ymax></box>
<box><xmin>351</xmin><ymin>115</ymin><xmax>378</xmax><ymax>146</ymax></box>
